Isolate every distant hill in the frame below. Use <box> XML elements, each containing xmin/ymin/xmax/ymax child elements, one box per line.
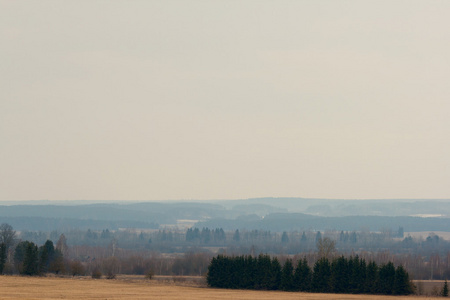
<box><xmin>216</xmin><ymin>197</ymin><xmax>450</xmax><ymax>217</ymax></box>
<box><xmin>1</xmin><ymin>198</ymin><xmax>449</xmax><ymax>232</ymax></box>
<box><xmin>196</xmin><ymin>213</ymin><xmax>450</xmax><ymax>232</ymax></box>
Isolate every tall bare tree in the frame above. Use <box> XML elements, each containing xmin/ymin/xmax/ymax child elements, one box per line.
<box><xmin>56</xmin><ymin>234</ymin><xmax>68</xmax><ymax>257</ymax></box>
<box><xmin>0</xmin><ymin>223</ymin><xmax>16</xmax><ymax>250</ymax></box>
<box><xmin>316</xmin><ymin>237</ymin><xmax>336</xmax><ymax>259</ymax></box>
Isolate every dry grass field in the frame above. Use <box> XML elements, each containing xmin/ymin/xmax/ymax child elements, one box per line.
<box><xmin>0</xmin><ymin>275</ymin><xmax>441</xmax><ymax>300</ymax></box>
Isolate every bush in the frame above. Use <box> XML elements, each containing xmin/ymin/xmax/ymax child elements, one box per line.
<box><xmin>172</xmin><ymin>276</ymin><xmax>186</xmax><ymax>283</ymax></box>
<box><xmin>91</xmin><ymin>268</ymin><xmax>102</xmax><ymax>279</ymax></box>
<box><xmin>70</xmin><ymin>260</ymin><xmax>86</xmax><ymax>276</ymax></box>
<box><xmin>145</xmin><ymin>270</ymin><xmax>154</xmax><ymax>280</ymax></box>
<box><xmin>102</xmin><ymin>257</ymin><xmax>119</xmax><ymax>280</ymax></box>
<box><xmin>2</xmin><ymin>262</ymin><xmax>14</xmax><ymax>275</ymax></box>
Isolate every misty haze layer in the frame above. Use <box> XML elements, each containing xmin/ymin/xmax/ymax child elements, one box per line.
<box><xmin>1</xmin><ymin>1</ymin><xmax>449</xmax><ymax>201</ymax></box>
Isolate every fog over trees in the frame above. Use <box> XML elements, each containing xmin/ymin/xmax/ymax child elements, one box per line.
<box><xmin>1</xmin><ymin>198</ymin><xmax>450</xmax><ymax>295</ymax></box>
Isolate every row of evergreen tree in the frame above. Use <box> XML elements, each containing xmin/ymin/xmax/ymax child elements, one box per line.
<box><xmin>8</xmin><ymin>240</ymin><xmax>64</xmax><ymax>275</ymax></box>
<box><xmin>207</xmin><ymin>254</ymin><xmax>413</xmax><ymax>295</ymax></box>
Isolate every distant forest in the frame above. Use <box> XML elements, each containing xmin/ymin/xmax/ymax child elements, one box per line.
<box><xmin>2</xmin><ymin>221</ymin><xmax>450</xmax><ymax>298</ymax></box>
<box><xmin>2</xmin><ymin>198</ymin><xmax>450</xmax><ymax>288</ymax></box>
<box><xmin>0</xmin><ymin>224</ymin><xmax>449</xmax><ymax>280</ymax></box>
<box><xmin>2</xmin><ymin>199</ymin><xmax>450</xmax><ymax>232</ymax></box>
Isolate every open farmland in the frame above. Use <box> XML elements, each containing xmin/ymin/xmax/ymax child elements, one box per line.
<box><xmin>0</xmin><ymin>276</ymin><xmax>440</xmax><ymax>300</ymax></box>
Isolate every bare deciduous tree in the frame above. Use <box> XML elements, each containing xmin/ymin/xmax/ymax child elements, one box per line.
<box><xmin>56</xmin><ymin>234</ymin><xmax>68</xmax><ymax>257</ymax></box>
<box><xmin>0</xmin><ymin>223</ymin><xmax>16</xmax><ymax>250</ymax></box>
<box><xmin>316</xmin><ymin>237</ymin><xmax>336</xmax><ymax>259</ymax></box>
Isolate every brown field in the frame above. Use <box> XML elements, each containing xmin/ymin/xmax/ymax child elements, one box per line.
<box><xmin>0</xmin><ymin>275</ymin><xmax>440</xmax><ymax>300</ymax></box>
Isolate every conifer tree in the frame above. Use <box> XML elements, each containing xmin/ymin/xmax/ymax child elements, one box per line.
<box><xmin>315</xmin><ymin>231</ymin><xmax>322</xmax><ymax>243</ymax></box>
<box><xmin>312</xmin><ymin>257</ymin><xmax>331</xmax><ymax>293</ymax></box>
<box><xmin>442</xmin><ymin>280</ymin><xmax>449</xmax><ymax>297</ymax></box>
<box><xmin>0</xmin><ymin>243</ymin><xmax>6</xmax><ymax>274</ymax></box>
<box><xmin>294</xmin><ymin>257</ymin><xmax>311</xmax><ymax>292</ymax></box>
<box><xmin>393</xmin><ymin>265</ymin><xmax>413</xmax><ymax>295</ymax></box>
<box><xmin>206</xmin><ymin>256</ymin><xmax>219</xmax><ymax>287</ymax></box>
<box><xmin>39</xmin><ymin>240</ymin><xmax>56</xmax><ymax>274</ymax></box>
<box><xmin>358</xmin><ymin>258</ymin><xmax>367</xmax><ymax>293</ymax></box>
<box><xmin>233</xmin><ymin>229</ymin><xmax>240</xmax><ymax>242</ymax></box>
<box><xmin>366</xmin><ymin>261</ymin><xmax>379</xmax><ymax>294</ymax></box>
<box><xmin>280</xmin><ymin>259</ymin><xmax>294</xmax><ymax>291</ymax></box>
<box><xmin>331</xmin><ymin>256</ymin><xmax>349</xmax><ymax>293</ymax></box>
<box><xmin>22</xmin><ymin>242</ymin><xmax>39</xmax><ymax>276</ymax></box>
<box><xmin>301</xmin><ymin>231</ymin><xmax>307</xmax><ymax>242</ymax></box>
<box><xmin>339</xmin><ymin>231</ymin><xmax>345</xmax><ymax>242</ymax></box>
<box><xmin>243</xmin><ymin>255</ymin><xmax>256</xmax><ymax>289</ymax></box>
<box><xmin>281</xmin><ymin>232</ymin><xmax>289</xmax><ymax>244</ymax></box>
<box><xmin>378</xmin><ymin>262</ymin><xmax>395</xmax><ymax>294</ymax></box>
<box><xmin>14</xmin><ymin>241</ymin><xmax>28</xmax><ymax>273</ymax></box>
<box><xmin>270</xmin><ymin>257</ymin><xmax>281</xmax><ymax>290</ymax></box>
<box><xmin>207</xmin><ymin>255</ymin><xmax>228</xmax><ymax>288</ymax></box>
<box><xmin>348</xmin><ymin>256</ymin><xmax>366</xmax><ymax>293</ymax></box>
<box><xmin>256</xmin><ymin>254</ymin><xmax>272</xmax><ymax>289</ymax></box>
<box><xmin>228</xmin><ymin>255</ymin><xmax>239</xmax><ymax>289</ymax></box>
<box><xmin>38</xmin><ymin>245</ymin><xmax>48</xmax><ymax>274</ymax></box>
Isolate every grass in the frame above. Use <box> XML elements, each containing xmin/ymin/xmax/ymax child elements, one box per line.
<box><xmin>0</xmin><ymin>275</ymin><xmax>439</xmax><ymax>299</ymax></box>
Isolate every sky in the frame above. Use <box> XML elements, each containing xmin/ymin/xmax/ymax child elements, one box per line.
<box><xmin>1</xmin><ymin>1</ymin><xmax>449</xmax><ymax>201</ymax></box>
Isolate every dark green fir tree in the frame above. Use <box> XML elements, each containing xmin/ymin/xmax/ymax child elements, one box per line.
<box><xmin>442</xmin><ymin>280</ymin><xmax>449</xmax><ymax>297</ymax></box>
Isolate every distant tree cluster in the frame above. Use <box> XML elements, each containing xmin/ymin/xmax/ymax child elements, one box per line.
<box><xmin>207</xmin><ymin>255</ymin><xmax>413</xmax><ymax>295</ymax></box>
<box><xmin>186</xmin><ymin>228</ymin><xmax>226</xmax><ymax>243</ymax></box>
<box><xmin>5</xmin><ymin>221</ymin><xmax>450</xmax><ymax>285</ymax></box>
<box><xmin>13</xmin><ymin>240</ymin><xmax>65</xmax><ymax>276</ymax></box>
<box><xmin>16</xmin><ymin>226</ymin><xmax>450</xmax><ymax>265</ymax></box>
<box><xmin>0</xmin><ymin>223</ymin><xmax>70</xmax><ymax>276</ymax></box>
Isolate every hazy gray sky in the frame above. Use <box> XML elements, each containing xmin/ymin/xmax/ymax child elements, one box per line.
<box><xmin>1</xmin><ymin>1</ymin><xmax>449</xmax><ymax>201</ymax></box>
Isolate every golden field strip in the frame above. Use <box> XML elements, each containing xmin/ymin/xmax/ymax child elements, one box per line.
<box><xmin>0</xmin><ymin>276</ymin><xmax>439</xmax><ymax>300</ymax></box>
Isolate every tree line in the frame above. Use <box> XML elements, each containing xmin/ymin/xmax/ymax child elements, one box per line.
<box><xmin>0</xmin><ymin>223</ymin><xmax>67</xmax><ymax>276</ymax></box>
<box><xmin>3</xmin><ymin>222</ymin><xmax>450</xmax><ymax>287</ymax></box>
<box><xmin>207</xmin><ymin>254</ymin><xmax>413</xmax><ymax>295</ymax></box>
<box><xmin>15</xmin><ymin>226</ymin><xmax>450</xmax><ymax>260</ymax></box>
<box><xmin>12</xmin><ymin>240</ymin><xmax>65</xmax><ymax>275</ymax></box>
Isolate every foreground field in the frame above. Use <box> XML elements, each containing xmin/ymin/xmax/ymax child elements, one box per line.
<box><xmin>0</xmin><ymin>276</ymin><xmax>437</xmax><ymax>300</ymax></box>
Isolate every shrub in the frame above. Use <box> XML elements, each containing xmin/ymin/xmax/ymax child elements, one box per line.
<box><xmin>172</xmin><ymin>276</ymin><xmax>186</xmax><ymax>283</ymax></box>
<box><xmin>70</xmin><ymin>260</ymin><xmax>86</xmax><ymax>276</ymax></box>
<box><xmin>91</xmin><ymin>268</ymin><xmax>102</xmax><ymax>279</ymax></box>
<box><xmin>145</xmin><ymin>270</ymin><xmax>154</xmax><ymax>280</ymax></box>
<box><xmin>102</xmin><ymin>257</ymin><xmax>119</xmax><ymax>280</ymax></box>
